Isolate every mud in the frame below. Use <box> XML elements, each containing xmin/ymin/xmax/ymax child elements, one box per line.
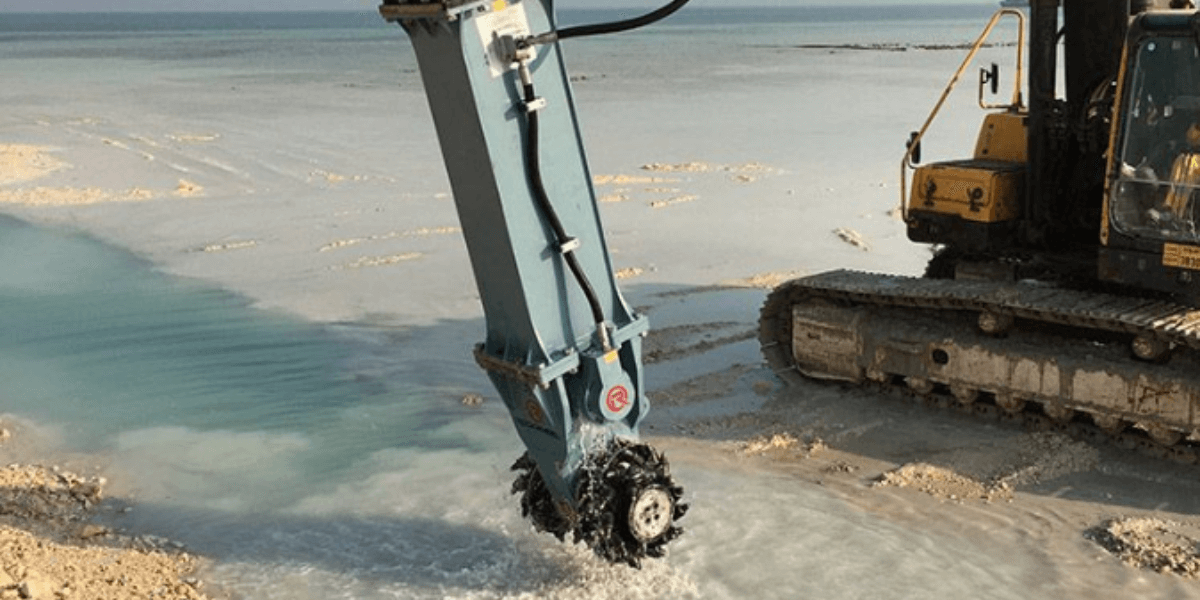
<box><xmin>643</xmin><ymin>322</ymin><xmax>755</xmax><ymax>365</ymax></box>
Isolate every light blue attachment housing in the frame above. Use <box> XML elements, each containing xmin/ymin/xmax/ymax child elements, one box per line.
<box><xmin>382</xmin><ymin>0</ymin><xmax>650</xmax><ymax>509</ymax></box>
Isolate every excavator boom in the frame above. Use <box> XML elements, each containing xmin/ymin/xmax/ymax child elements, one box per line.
<box><xmin>378</xmin><ymin>0</ymin><xmax>685</xmax><ymax>567</ymax></box>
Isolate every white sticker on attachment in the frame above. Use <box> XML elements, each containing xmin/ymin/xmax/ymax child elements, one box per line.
<box><xmin>476</xmin><ymin>1</ymin><xmax>535</xmax><ymax>78</ymax></box>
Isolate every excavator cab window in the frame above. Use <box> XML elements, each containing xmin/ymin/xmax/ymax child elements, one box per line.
<box><xmin>1112</xmin><ymin>34</ymin><xmax>1200</xmax><ymax>242</ymax></box>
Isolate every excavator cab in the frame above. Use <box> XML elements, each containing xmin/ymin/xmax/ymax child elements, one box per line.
<box><xmin>1103</xmin><ymin>13</ymin><xmax>1200</xmax><ymax>296</ymax></box>
<box><xmin>901</xmin><ymin>3</ymin><xmax>1200</xmax><ymax>302</ymax></box>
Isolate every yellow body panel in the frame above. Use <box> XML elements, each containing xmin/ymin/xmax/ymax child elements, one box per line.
<box><xmin>910</xmin><ymin>160</ymin><xmax>1024</xmax><ymax>223</ymax></box>
<box><xmin>973</xmin><ymin>112</ymin><xmax>1027</xmax><ymax>163</ymax></box>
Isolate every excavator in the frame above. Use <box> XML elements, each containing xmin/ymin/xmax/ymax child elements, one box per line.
<box><xmin>378</xmin><ymin>0</ymin><xmax>1200</xmax><ymax>568</ymax></box>
<box><xmin>762</xmin><ymin>0</ymin><xmax>1200</xmax><ymax>462</ymax></box>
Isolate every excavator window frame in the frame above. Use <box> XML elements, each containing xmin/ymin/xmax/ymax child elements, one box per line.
<box><xmin>1108</xmin><ymin>26</ymin><xmax>1200</xmax><ymax>247</ymax></box>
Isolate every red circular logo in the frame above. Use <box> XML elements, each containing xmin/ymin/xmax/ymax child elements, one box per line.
<box><xmin>605</xmin><ymin>386</ymin><xmax>630</xmax><ymax>414</ymax></box>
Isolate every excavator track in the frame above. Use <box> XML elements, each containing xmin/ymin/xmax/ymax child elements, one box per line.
<box><xmin>759</xmin><ymin>270</ymin><xmax>1200</xmax><ymax>463</ymax></box>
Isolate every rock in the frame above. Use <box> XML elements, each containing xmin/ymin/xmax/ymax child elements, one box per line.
<box><xmin>71</xmin><ymin>480</ymin><xmax>103</xmax><ymax>498</ymax></box>
<box><xmin>833</xmin><ymin>227</ymin><xmax>871</xmax><ymax>251</ymax></box>
<box><xmin>18</xmin><ymin>569</ymin><xmax>56</xmax><ymax>599</ymax></box>
<box><xmin>1087</xmin><ymin>517</ymin><xmax>1200</xmax><ymax>577</ymax></box>
<box><xmin>77</xmin><ymin>525</ymin><xmax>107</xmax><ymax>539</ymax></box>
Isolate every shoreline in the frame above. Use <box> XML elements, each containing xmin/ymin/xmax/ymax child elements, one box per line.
<box><xmin>0</xmin><ymin>419</ymin><xmax>216</xmax><ymax>600</ymax></box>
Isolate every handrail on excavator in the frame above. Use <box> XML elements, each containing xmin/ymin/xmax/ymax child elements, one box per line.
<box><xmin>900</xmin><ymin>8</ymin><xmax>1027</xmax><ymax>220</ymax></box>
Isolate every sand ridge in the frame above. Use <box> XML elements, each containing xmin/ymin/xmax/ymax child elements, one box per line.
<box><xmin>1088</xmin><ymin>517</ymin><xmax>1200</xmax><ymax>577</ymax></box>
<box><xmin>0</xmin><ymin>143</ymin><xmax>205</xmax><ymax>205</ymax></box>
<box><xmin>318</xmin><ymin>226</ymin><xmax>461</xmax><ymax>253</ymax></box>
<box><xmin>330</xmin><ymin>252</ymin><xmax>425</xmax><ymax>270</ymax></box>
<box><xmin>643</xmin><ymin>322</ymin><xmax>755</xmax><ymax>365</ymax></box>
<box><xmin>0</xmin><ymin>145</ymin><xmax>67</xmax><ymax>186</ymax></box>
<box><xmin>591</xmin><ymin>161</ymin><xmax>779</xmax><ymax>210</ymax></box>
<box><xmin>0</xmin><ymin>186</ymin><xmax>156</xmax><ymax>207</ymax></box>
<box><xmin>199</xmin><ymin>240</ymin><xmax>258</xmax><ymax>253</ymax></box>
<box><xmin>0</xmin><ymin>453</ymin><xmax>214</xmax><ymax>600</ymax></box>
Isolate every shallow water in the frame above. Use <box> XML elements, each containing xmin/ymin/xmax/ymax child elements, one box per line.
<box><xmin>0</xmin><ymin>214</ymin><xmax>496</xmax><ymax>503</ymax></box>
<box><xmin>0</xmin><ymin>214</ymin><xmax>1089</xmax><ymax>599</ymax></box>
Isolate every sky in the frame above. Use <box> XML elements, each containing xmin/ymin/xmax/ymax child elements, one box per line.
<box><xmin>0</xmin><ymin>0</ymin><xmax>986</xmax><ymax>13</ymax></box>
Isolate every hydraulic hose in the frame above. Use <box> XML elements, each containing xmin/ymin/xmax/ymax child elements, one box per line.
<box><xmin>511</xmin><ymin>0</ymin><xmax>694</xmax><ymax>350</ymax></box>
<box><xmin>523</xmin><ymin>0</ymin><xmax>692</xmax><ymax>47</ymax></box>
<box><xmin>520</xmin><ymin>68</ymin><xmax>611</xmax><ymax>351</ymax></box>
<box><xmin>557</xmin><ymin>0</ymin><xmax>691</xmax><ymax>40</ymax></box>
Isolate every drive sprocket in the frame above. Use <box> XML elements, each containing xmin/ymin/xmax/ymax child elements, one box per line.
<box><xmin>510</xmin><ymin>439</ymin><xmax>687</xmax><ymax>568</ymax></box>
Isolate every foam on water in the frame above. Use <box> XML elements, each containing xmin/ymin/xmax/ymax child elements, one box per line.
<box><xmin>668</xmin><ymin>463</ymin><xmax>1046</xmax><ymax>600</ymax></box>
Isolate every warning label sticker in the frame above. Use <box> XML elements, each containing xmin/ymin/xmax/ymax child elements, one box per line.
<box><xmin>1163</xmin><ymin>243</ymin><xmax>1200</xmax><ymax>271</ymax></box>
<box><xmin>475</xmin><ymin>1</ymin><xmax>534</xmax><ymax>78</ymax></box>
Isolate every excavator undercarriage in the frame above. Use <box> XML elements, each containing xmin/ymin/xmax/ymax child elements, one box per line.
<box><xmin>760</xmin><ymin>270</ymin><xmax>1200</xmax><ymax>462</ymax></box>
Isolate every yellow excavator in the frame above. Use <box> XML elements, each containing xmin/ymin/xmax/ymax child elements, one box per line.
<box><xmin>761</xmin><ymin>0</ymin><xmax>1200</xmax><ymax>461</ymax></box>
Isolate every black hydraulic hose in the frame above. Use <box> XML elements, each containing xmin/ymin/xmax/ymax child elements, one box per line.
<box><xmin>522</xmin><ymin>78</ymin><xmax>610</xmax><ymax>346</ymax></box>
<box><xmin>509</xmin><ymin>0</ymin><xmax>695</xmax><ymax>348</ymax></box>
<box><xmin>522</xmin><ymin>0</ymin><xmax>692</xmax><ymax>47</ymax></box>
<box><xmin>556</xmin><ymin>0</ymin><xmax>691</xmax><ymax>40</ymax></box>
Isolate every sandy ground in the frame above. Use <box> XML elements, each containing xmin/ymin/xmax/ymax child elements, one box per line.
<box><xmin>5</xmin><ymin>52</ymin><xmax>1200</xmax><ymax>595</ymax></box>
<box><xmin>1</xmin><ymin>136</ymin><xmax>1198</xmax><ymax>595</ymax></box>
<box><xmin>0</xmin><ymin>420</ymin><xmax>214</xmax><ymax>600</ymax></box>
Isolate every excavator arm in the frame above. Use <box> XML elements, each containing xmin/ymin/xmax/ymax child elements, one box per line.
<box><xmin>378</xmin><ymin>0</ymin><xmax>686</xmax><ymax>566</ymax></box>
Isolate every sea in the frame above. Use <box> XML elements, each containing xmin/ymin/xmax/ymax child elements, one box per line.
<box><xmin>0</xmin><ymin>4</ymin><xmax>1066</xmax><ymax>599</ymax></box>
